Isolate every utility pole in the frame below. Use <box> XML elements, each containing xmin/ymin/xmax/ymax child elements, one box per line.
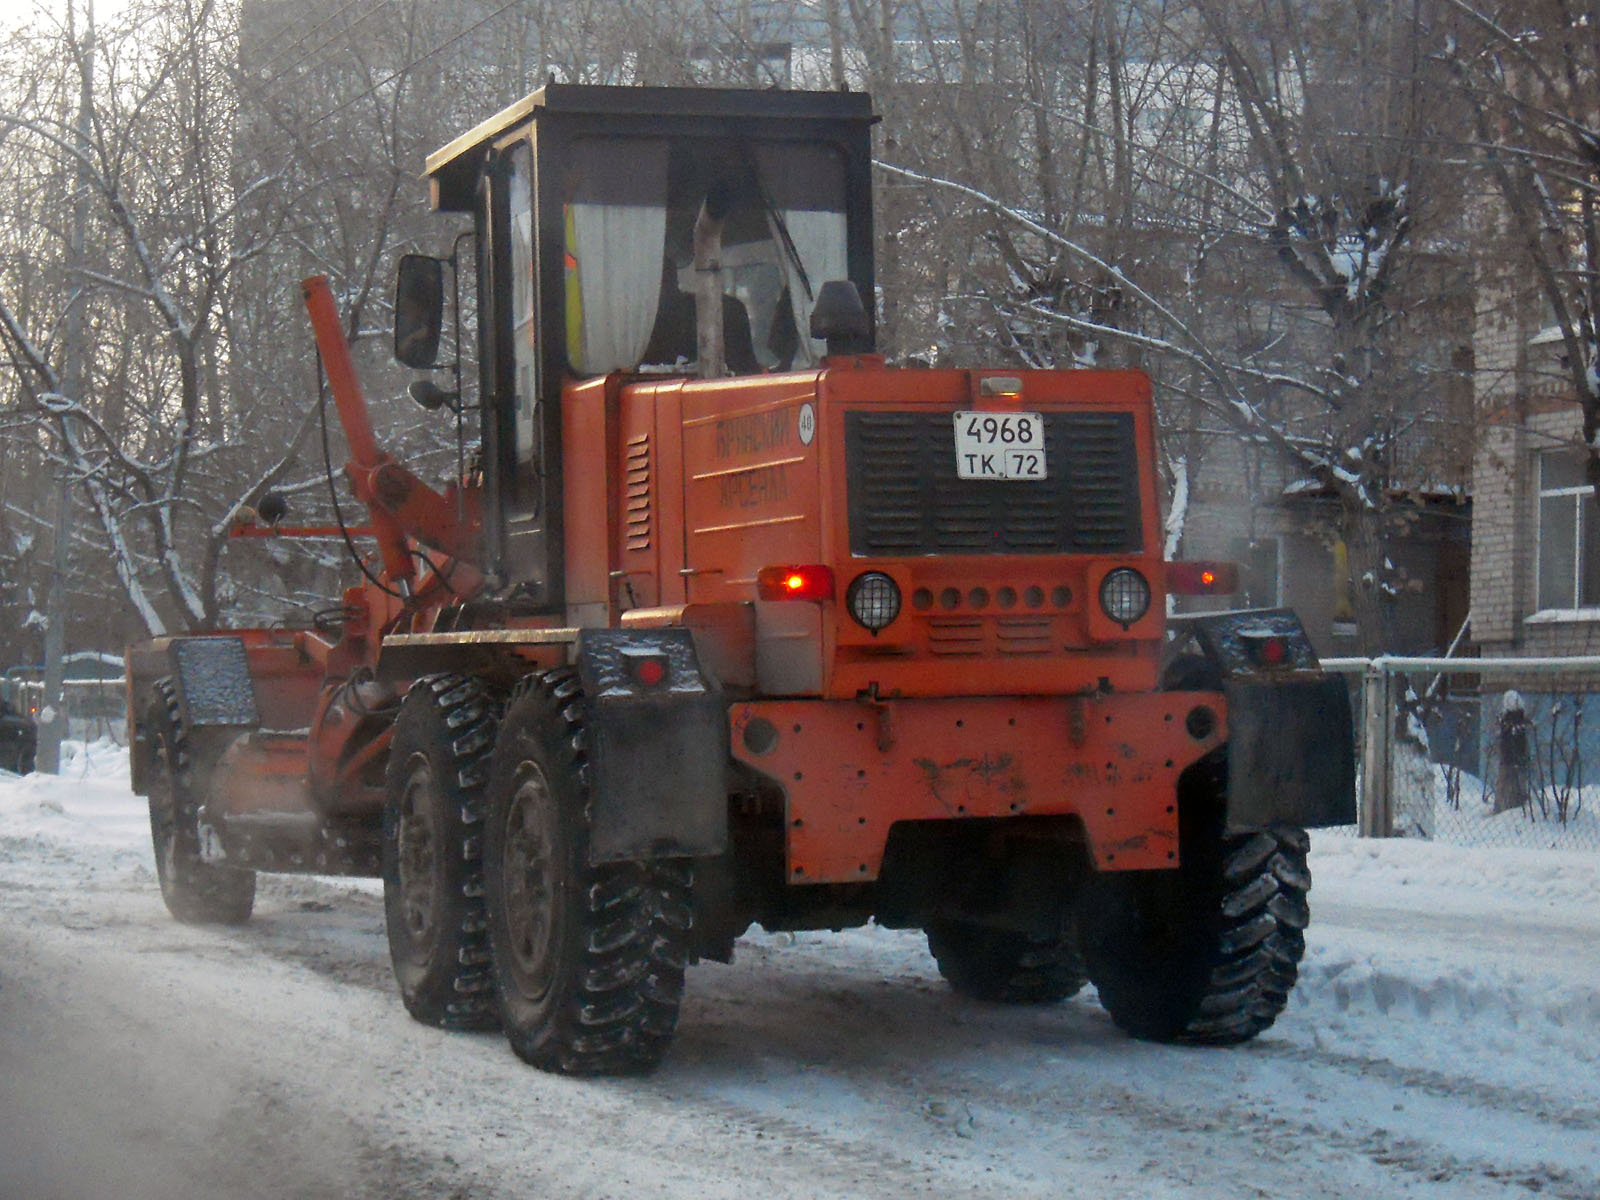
<box><xmin>37</xmin><ymin>0</ymin><xmax>93</xmax><ymax>775</ymax></box>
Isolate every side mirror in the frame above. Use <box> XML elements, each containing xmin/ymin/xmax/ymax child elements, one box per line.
<box><xmin>394</xmin><ymin>254</ymin><xmax>445</xmax><ymax>369</ymax></box>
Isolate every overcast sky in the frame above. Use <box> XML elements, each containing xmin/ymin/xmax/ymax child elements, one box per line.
<box><xmin>2</xmin><ymin>0</ymin><xmax>61</xmax><ymax>33</ymax></box>
<box><xmin>0</xmin><ymin>0</ymin><xmax>117</xmax><ymax>35</ymax></box>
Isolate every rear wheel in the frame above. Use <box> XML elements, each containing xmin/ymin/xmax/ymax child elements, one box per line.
<box><xmin>145</xmin><ymin>678</ymin><xmax>255</xmax><ymax>925</ymax></box>
<box><xmin>483</xmin><ymin>669</ymin><xmax>693</xmax><ymax>1076</ymax></box>
<box><xmin>926</xmin><ymin>920</ymin><xmax>1086</xmax><ymax>1004</ymax></box>
<box><xmin>381</xmin><ymin>673</ymin><xmax>500</xmax><ymax>1031</ymax></box>
<box><xmin>1080</xmin><ymin>799</ymin><xmax>1309</xmax><ymax>1045</ymax></box>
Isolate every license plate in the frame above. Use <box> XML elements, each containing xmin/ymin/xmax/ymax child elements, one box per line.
<box><xmin>953</xmin><ymin>411</ymin><xmax>1047</xmax><ymax>480</ymax></box>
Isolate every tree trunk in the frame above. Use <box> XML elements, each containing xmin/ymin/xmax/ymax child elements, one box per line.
<box><xmin>1340</xmin><ymin>496</ymin><xmax>1390</xmax><ymax>655</ymax></box>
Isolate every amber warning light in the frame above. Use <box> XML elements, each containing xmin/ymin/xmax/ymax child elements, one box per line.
<box><xmin>1168</xmin><ymin>561</ymin><xmax>1240</xmax><ymax>596</ymax></box>
<box><xmin>757</xmin><ymin>564</ymin><xmax>836</xmax><ymax>602</ymax></box>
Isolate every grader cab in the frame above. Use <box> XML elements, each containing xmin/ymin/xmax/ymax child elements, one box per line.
<box><xmin>126</xmin><ymin>84</ymin><xmax>1354</xmax><ymax>1076</ymax></box>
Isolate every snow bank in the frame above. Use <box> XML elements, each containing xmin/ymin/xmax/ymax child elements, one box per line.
<box><xmin>1314</xmin><ymin>828</ymin><xmax>1600</xmax><ymax>914</ymax></box>
<box><xmin>1295</xmin><ymin>832</ymin><xmax>1600</xmax><ymax>1106</ymax></box>
<box><xmin>0</xmin><ymin>740</ymin><xmax>143</xmax><ymax>850</ymax></box>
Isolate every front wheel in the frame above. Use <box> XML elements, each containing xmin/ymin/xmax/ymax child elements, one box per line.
<box><xmin>1080</xmin><ymin>817</ymin><xmax>1309</xmax><ymax>1045</ymax></box>
<box><xmin>483</xmin><ymin>670</ymin><xmax>693</xmax><ymax>1076</ymax></box>
<box><xmin>145</xmin><ymin>679</ymin><xmax>255</xmax><ymax>925</ymax></box>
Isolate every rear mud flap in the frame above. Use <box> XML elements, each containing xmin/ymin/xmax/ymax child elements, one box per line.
<box><xmin>576</xmin><ymin>629</ymin><xmax>728</xmax><ymax>863</ymax></box>
<box><xmin>169</xmin><ymin>637</ymin><xmax>260</xmax><ymax>728</ymax></box>
<box><xmin>1224</xmin><ymin>674</ymin><xmax>1355</xmax><ymax>828</ymax></box>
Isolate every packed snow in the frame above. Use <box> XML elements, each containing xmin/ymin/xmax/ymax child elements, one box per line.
<box><xmin>3</xmin><ymin>742</ymin><xmax>1598</xmax><ymax>1198</ymax></box>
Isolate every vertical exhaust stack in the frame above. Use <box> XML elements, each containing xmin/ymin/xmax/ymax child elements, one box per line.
<box><xmin>692</xmin><ymin>182</ymin><xmax>736</xmax><ymax>378</ymax></box>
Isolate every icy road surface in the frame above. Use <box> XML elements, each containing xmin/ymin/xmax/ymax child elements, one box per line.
<box><xmin>3</xmin><ymin>743</ymin><xmax>1598</xmax><ymax>1199</ymax></box>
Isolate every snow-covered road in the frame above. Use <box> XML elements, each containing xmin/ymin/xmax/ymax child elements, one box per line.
<box><xmin>3</xmin><ymin>744</ymin><xmax>1597</xmax><ymax>1199</ymax></box>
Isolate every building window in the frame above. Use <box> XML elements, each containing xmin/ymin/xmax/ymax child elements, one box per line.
<box><xmin>1537</xmin><ymin>449</ymin><xmax>1600</xmax><ymax>610</ymax></box>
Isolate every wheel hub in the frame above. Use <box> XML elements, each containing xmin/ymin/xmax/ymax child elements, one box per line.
<box><xmin>502</xmin><ymin>762</ymin><xmax>558</xmax><ymax>1000</ymax></box>
<box><xmin>396</xmin><ymin>755</ymin><xmax>440</xmax><ymax>957</ymax></box>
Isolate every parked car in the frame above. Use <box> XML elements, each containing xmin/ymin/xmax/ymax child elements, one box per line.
<box><xmin>1</xmin><ymin>696</ymin><xmax>36</xmax><ymax>774</ymax></box>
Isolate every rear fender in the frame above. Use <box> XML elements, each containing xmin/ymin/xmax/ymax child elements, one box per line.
<box><xmin>126</xmin><ymin>637</ymin><xmax>261</xmax><ymax>796</ymax></box>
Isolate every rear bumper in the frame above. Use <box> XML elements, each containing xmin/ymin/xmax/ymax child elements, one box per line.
<box><xmin>730</xmin><ymin>692</ymin><xmax>1229</xmax><ymax>883</ymax></box>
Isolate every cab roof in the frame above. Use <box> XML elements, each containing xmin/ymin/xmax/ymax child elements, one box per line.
<box><xmin>424</xmin><ymin>83</ymin><xmax>877</xmax><ymax>213</ymax></box>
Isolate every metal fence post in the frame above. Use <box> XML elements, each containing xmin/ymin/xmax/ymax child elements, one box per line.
<box><xmin>1359</xmin><ymin>661</ymin><xmax>1392</xmax><ymax>837</ymax></box>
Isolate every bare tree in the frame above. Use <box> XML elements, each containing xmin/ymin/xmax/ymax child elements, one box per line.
<box><xmin>0</xmin><ymin>0</ymin><xmax>313</xmax><ymax>637</ymax></box>
<box><xmin>1446</xmin><ymin>0</ymin><xmax>1600</xmax><ymax>488</ymax></box>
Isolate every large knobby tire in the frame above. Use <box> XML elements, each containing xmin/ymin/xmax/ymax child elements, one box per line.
<box><xmin>145</xmin><ymin>678</ymin><xmax>256</xmax><ymax>925</ymax></box>
<box><xmin>483</xmin><ymin>669</ymin><xmax>693</xmax><ymax>1076</ymax></box>
<box><xmin>381</xmin><ymin>673</ymin><xmax>500</xmax><ymax>1031</ymax></box>
<box><xmin>926</xmin><ymin>921</ymin><xmax>1087</xmax><ymax>1004</ymax></box>
<box><xmin>1080</xmin><ymin>811</ymin><xmax>1310</xmax><ymax>1045</ymax></box>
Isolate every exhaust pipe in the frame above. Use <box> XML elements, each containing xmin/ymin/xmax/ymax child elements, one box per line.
<box><xmin>692</xmin><ymin>182</ymin><xmax>736</xmax><ymax>378</ymax></box>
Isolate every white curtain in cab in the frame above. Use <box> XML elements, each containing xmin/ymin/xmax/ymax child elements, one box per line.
<box><xmin>568</xmin><ymin>203</ymin><xmax>667</xmax><ymax>374</ymax></box>
<box><xmin>781</xmin><ymin>208</ymin><xmax>849</xmax><ymax>366</ymax></box>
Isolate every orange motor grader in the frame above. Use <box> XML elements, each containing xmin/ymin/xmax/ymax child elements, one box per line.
<box><xmin>125</xmin><ymin>83</ymin><xmax>1354</xmax><ymax>1076</ymax></box>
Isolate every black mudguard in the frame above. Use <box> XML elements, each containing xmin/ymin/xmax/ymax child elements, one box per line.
<box><xmin>168</xmin><ymin>637</ymin><xmax>261</xmax><ymax>729</ymax></box>
<box><xmin>1223</xmin><ymin>673</ymin><xmax>1356</xmax><ymax>828</ymax></box>
<box><xmin>1168</xmin><ymin>609</ymin><xmax>1356</xmax><ymax>829</ymax></box>
<box><xmin>574</xmin><ymin>628</ymin><xmax>729</xmax><ymax>863</ymax></box>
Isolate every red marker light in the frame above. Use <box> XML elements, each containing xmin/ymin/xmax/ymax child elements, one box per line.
<box><xmin>1169</xmin><ymin>561</ymin><xmax>1240</xmax><ymax>596</ymax></box>
<box><xmin>1259</xmin><ymin>637</ymin><xmax>1288</xmax><ymax>666</ymax></box>
<box><xmin>633</xmin><ymin>657</ymin><xmax>666</xmax><ymax>687</ymax></box>
<box><xmin>757</xmin><ymin>564</ymin><xmax>836</xmax><ymax>602</ymax></box>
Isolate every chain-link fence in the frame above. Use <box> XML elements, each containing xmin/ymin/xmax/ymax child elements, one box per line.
<box><xmin>1325</xmin><ymin>656</ymin><xmax>1600</xmax><ymax>851</ymax></box>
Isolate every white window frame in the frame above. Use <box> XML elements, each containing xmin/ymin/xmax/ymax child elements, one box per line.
<box><xmin>1534</xmin><ymin>448</ymin><xmax>1600</xmax><ymax>614</ymax></box>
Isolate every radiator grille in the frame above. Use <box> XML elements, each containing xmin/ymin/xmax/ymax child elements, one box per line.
<box><xmin>845</xmin><ymin>410</ymin><xmax>1142</xmax><ymax>556</ymax></box>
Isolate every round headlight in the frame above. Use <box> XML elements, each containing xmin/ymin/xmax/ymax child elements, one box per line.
<box><xmin>1099</xmin><ymin>567</ymin><xmax>1151</xmax><ymax>627</ymax></box>
<box><xmin>847</xmin><ymin>571</ymin><xmax>902</xmax><ymax>632</ymax></box>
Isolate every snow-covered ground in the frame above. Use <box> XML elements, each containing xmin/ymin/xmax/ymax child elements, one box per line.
<box><xmin>3</xmin><ymin>743</ymin><xmax>1598</xmax><ymax>1199</ymax></box>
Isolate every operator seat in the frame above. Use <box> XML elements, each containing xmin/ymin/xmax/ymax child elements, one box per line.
<box><xmin>642</xmin><ymin>263</ymin><xmax>760</xmax><ymax>375</ymax></box>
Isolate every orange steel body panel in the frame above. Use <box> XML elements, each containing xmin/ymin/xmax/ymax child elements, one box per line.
<box><xmin>731</xmin><ymin>692</ymin><xmax>1228</xmax><ymax>883</ymax></box>
<box><xmin>216</xmin><ymin>630</ymin><xmax>323</xmax><ymax>731</ymax></box>
<box><xmin>149</xmin><ymin>628</ymin><xmax>394</xmax><ymax>819</ymax></box>
<box><xmin>212</xmin><ymin>734</ymin><xmax>316</xmax><ymax>816</ymax></box>
<box><xmin>678</xmin><ymin>373</ymin><xmax>828</xmax><ymax>607</ymax></box>
<box><xmin>625</xmin><ymin>361</ymin><xmax>1167</xmax><ymax>699</ymax></box>
<box><xmin>621</xmin><ymin>379</ymin><xmax>693</xmax><ymax>609</ymax></box>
